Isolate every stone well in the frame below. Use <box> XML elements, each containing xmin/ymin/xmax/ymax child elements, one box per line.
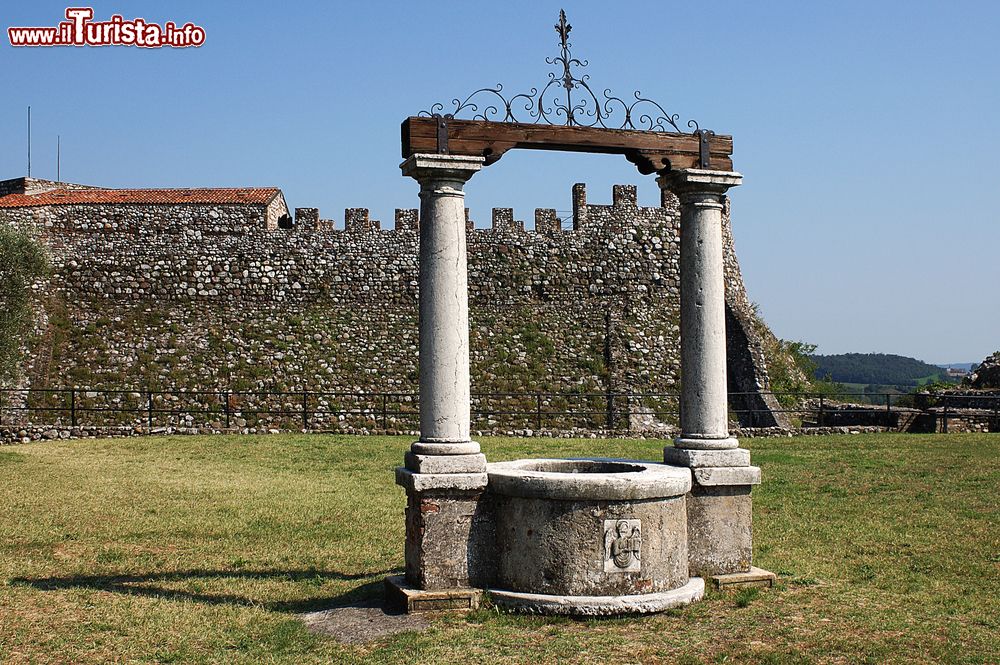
<box><xmin>484</xmin><ymin>458</ymin><xmax>704</xmax><ymax>615</ymax></box>
<box><xmin>389</xmin><ymin>151</ymin><xmax>773</xmax><ymax>615</ymax></box>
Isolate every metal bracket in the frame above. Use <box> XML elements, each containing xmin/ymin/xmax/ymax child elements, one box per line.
<box><xmin>696</xmin><ymin>129</ymin><xmax>715</xmax><ymax>169</ymax></box>
<box><xmin>435</xmin><ymin>114</ymin><xmax>450</xmax><ymax>154</ymax></box>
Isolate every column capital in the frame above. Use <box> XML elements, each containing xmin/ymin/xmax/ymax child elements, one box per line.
<box><xmin>656</xmin><ymin>169</ymin><xmax>743</xmax><ymax>197</ymax></box>
<box><xmin>401</xmin><ymin>153</ymin><xmax>485</xmax><ymax>186</ymax></box>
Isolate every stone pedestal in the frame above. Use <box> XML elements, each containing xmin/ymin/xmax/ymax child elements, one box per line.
<box><xmin>394</xmin><ymin>154</ymin><xmax>490</xmax><ymax>594</ymax></box>
<box><xmin>665</xmin><ymin>446</ymin><xmax>762</xmax><ymax>577</ymax></box>
<box><xmin>395</xmin><ymin>470</ymin><xmax>495</xmax><ymax>589</ymax></box>
<box><xmin>685</xmin><ymin>467</ymin><xmax>759</xmax><ymax>576</ymax></box>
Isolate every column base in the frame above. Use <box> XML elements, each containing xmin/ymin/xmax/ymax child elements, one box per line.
<box><xmin>405</xmin><ymin>451</ymin><xmax>487</xmax><ymax>474</ymax></box>
<box><xmin>674</xmin><ymin>436</ymin><xmax>740</xmax><ymax>451</ymax></box>
<box><xmin>411</xmin><ymin>440</ymin><xmax>481</xmax><ymax>455</ymax></box>
<box><xmin>693</xmin><ymin>466</ymin><xmax>761</xmax><ymax>486</ymax></box>
<box><xmin>395</xmin><ymin>468</ymin><xmax>488</xmax><ymax>492</ymax></box>
<box><xmin>664</xmin><ymin>446</ymin><xmax>749</xmax><ymax>467</ymax></box>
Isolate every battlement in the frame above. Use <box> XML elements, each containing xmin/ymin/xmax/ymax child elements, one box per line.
<box><xmin>285</xmin><ymin>183</ymin><xmax>674</xmax><ymax>235</ymax></box>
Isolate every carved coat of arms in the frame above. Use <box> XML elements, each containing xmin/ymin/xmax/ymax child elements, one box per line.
<box><xmin>603</xmin><ymin>519</ymin><xmax>641</xmax><ymax>572</ymax></box>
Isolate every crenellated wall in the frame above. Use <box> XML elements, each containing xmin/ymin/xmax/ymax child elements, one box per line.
<box><xmin>2</xmin><ymin>182</ymin><xmax>785</xmax><ymax>429</ymax></box>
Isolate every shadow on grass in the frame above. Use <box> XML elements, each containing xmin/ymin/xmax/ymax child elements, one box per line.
<box><xmin>11</xmin><ymin>568</ymin><xmax>399</xmax><ymax>614</ymax></box>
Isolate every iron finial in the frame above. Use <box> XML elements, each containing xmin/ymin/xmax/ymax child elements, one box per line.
<box><xmin>555</xmin><ymin>9</ymin><xmax>571</xmax><ymax>46</ymax></box>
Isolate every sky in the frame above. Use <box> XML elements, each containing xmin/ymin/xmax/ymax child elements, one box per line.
<box><xmin>1</xmin><ymin>1</ymin><xmax>997</xmax><ymax>364</ymax></box>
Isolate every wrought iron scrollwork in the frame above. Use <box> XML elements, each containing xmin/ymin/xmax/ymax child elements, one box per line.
<box><xmin>423</xmin><ymin>85</ymin><xmax>537</xmax><ymax>124</ymax></box>
<box><xmin>419</xmin><ymin>10</ymin><xmax>702</xmax><ymax>135</ymax></box>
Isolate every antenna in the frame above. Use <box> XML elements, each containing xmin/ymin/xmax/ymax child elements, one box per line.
<box><xmin>27</xmin><ymin>106</ymin><xmax>31</xmax><ymax>177</ymax></box>
<box><xmin>57</xmin><ymin>135</ymin><xmax>61</xmax><ymax>182</ymax></box>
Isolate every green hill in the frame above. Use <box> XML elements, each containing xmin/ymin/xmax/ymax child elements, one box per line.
<box><xmin>810</xmin><ymin>353</ymin><xmax>953</xmax><ymax>387</ymax></box>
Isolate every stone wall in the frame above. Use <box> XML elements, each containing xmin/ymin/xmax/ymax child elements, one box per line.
<box><xmin>911</xmin><ymin>390</ymin><xmax>1000</xmax><ymax>411</ymax></box>
<box><xmin>962</xmin><ymin>352</ymin><xmax>1000</xmax><ymax>389</ymax></box>
<box><xmin>3</xmin><ymin>182</ymin><xmax>784</xmax><ymax>429</ymax></box>
<box><xmin>1</xmin><ymin>201</ymin><xmax>279</xmax><ymax>237</ymax></box>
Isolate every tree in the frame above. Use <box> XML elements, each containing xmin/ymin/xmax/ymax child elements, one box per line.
<box><xmin>0</xmin><ymin>225</ymin><xmax>49</xmax><ymax>383</ymax></box>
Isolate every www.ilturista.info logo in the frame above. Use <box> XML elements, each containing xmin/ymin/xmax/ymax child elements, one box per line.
<box><xmin>8</xmin><ymin>7</ymin><xmax>205</xmax><ymax>48</ymax></box>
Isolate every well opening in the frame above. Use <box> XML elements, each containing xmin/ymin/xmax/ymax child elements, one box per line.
<box><xmin>515</xmin><ymin>459</ymin><xmax>643</xmax><ymax>474</ymax></box>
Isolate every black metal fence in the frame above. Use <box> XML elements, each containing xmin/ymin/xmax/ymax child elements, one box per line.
<box><xmin>743</xmin><ymin>391</ymin><xmax>1000</xmax><ymax>433</ymax></box>
<box><xmin>1</xmin><ymin>387</ymin><xmax>997</xmax><ymax>433</ymax></box>
<box><xmin>0</xmin><ymin>388</ymin><xmax>637</xmax><ymax>431</ymax></box>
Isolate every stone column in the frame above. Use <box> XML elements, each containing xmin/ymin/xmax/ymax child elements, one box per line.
<box><xmin>393</xmin><ymin>154</ymin><xmax>492</xmax><ymax>598</ymax></box>
<box><xmin>657</xmin><ymin>169</ymin><xmax>742</xmax><ymax>450</ymax></box>
<box><xmin>657</xmin><ymin>170</ymin><xmax>770</xmax><ymax>586</ymax></box>
<box><xmin>401</xmin><ymin>153</ymin><xmax>485</xmax><ymax>463</ymax></box>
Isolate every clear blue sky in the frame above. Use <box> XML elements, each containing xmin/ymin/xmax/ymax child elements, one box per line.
<box><xmin>2</xmin><ymin>1</ymin><xmax>997</xmax><ymax>364</ymax></box>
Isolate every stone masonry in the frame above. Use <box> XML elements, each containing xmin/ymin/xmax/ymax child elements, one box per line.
<box><xmin>1</xmin><ymin>176</ymin><xmax>786</xmax><ymax>430</ymax></box>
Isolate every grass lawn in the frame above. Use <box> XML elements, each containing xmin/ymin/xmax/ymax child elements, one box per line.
<box><xmin>0</xmin><ymin>433</ymin><xmax>997</xmax><ymax>664</ymax></box>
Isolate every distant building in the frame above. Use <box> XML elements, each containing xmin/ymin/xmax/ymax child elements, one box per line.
<box><xmin>0</xmin><ymin>176</ymin><xmax>290</xmax><ymax>232</ymax></box>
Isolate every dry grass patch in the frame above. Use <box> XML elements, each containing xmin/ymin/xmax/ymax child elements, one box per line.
<box><xmin>0</xmin><ymin>433</ymin><xmax>997</xmax><ymax>663</ymax></box>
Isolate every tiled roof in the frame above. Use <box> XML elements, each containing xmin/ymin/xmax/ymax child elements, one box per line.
<box><xmin>0</xmin><ymin>187</ymin><xmax>281</xmax><ymax>208</ymax></box>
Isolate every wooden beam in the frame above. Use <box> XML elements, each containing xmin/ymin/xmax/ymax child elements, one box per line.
<box><xmin>401</xmin><ymin>116</ymin><xmax>734</xmax><ymax>174</ymax></box>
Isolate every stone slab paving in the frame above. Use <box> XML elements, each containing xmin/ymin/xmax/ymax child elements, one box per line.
<box><xmin>300</xmin><ymin>599</ymin><xmax>430</xmax><ymax>644</ymax></box>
